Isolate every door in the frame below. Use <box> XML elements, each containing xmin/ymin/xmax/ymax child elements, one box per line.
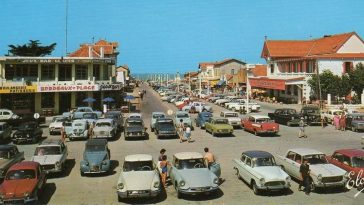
<box><xmin>59</xmin><ymin>93</ymin><xmax>72</xmax><ymax>114</ymax></box>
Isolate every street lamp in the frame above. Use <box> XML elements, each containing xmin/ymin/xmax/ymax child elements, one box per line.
<box><xmin>198</xmin><ymin>68</ymin><xmax>202</xmax><ymax>97</ymax></box>
<box><xmin>176</xmin><ymin>72</ymin><xmax>180</xmax><ymax>93</ymax></box>
<box><xmin>245</xmin><ymin>67</ymin><xmax>251</xmax><ymax>114</ymax></box>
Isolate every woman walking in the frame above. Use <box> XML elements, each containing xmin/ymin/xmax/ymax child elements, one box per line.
<box><xmin>177</xmin><ymin>119</ymin><xmax>185</xmax><ymax>143</ymax></box>
<box><xmin>160</xmin><ymin>155</ymin><xmax>170</xmax><ymax>188</ymax></box>
<box><xmin>339</xmin><ymin>113</ymin><xmax>346</xmax><ymax>131</ymax></box>
<box><xmin>333</xmin><ymin>114</ymin><xmax>340</xmax><ymax>130</ymax></box>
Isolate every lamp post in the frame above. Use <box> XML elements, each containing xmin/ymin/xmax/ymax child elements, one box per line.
<box><xmin>245</xmin><ymin>68</ymin><xmax>250</xmax><ymax>114</ymax></box>
<box><xmin>176</xmin><ymin>72</ymin><xmax>180</xmax><ymax>93</ymax></box>
<box><xmin>189</xmin><ymin>72</ymin><xmax>191</xmax><ymax>92</ymax></box>
<box><xmin>198</xmin><ymin>68</ymin><xmax>202</xmax><ymax>97</ymax></box>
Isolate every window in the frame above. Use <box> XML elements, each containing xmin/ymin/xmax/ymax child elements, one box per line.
<box><xmin>241</xmin><ymin>155</ymin><xmax>246</xmax><ymax>163</ymax></box>
<box><xmin>75</xmin><ymin>64</ymin><xmax>88</xmax><ymax>80</ymax></box>
<box><xmin>246</xmin><ymin>157</ymin><xmax>252</xmax><ymax>167</ymax></box>
<box><xmin>59</xmin><ymin>64</ymin><xmax>72</xmax><ymax>81</ymax></box>
<box><xmin>294</xmin><ymin>154</ymin><xmax>302</xmax><ymax>164</ymax></box>
<box><xmin>41</xmin><ymin>64</ymin><xmax>55</xmax><ymax>81</ymax></box>
<box><xmin>287</xmin><ymin>151</ymin><xmax>296</xmax><ymax>160</ymax></box>
<box><xmin>270</xmin><ymin>64</ymin><xmax>274</xmax><ymax>73</ymax></box>
<box><xmin>343</xmin><ymin>62</ymin><xmax>353</xmax><ymax>74</ymax></box>
<box><xmin>41</xmin><ymin>93</ymin><xmax>55</xmax><ymax>108</ymax></box>
<box><xmin>93</xmin><ymin>64</ymin><xmax>100</xmax><ymax>80</ymax></box>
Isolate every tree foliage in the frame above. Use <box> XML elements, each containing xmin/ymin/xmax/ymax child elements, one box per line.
<box><xmin>348</xmin><ymin>63</ymin><xmax>364</xmax><ymax>96</ymax></box>
<box><xmin>7</xmin><ymin>40</ymin><xmax>56</xmax><ymax>57</ymax></box>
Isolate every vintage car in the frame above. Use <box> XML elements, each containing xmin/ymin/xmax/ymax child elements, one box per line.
<box><xmin>31</xmin><ymin>139</ymin><xmax>68</xmax><ymax>174</ymax></box>
<box><xmin>174</xmin><ymin>111</ymin><xmax>193</xmax><ymax>129</ymax></box>
<box><xmin>0</xmin><ymin>109</ymin><xmax>45</xmax><ymax>127</ymax></box>
<box><xmin>301</xmin><ymin>105</ymin><xmax>325</xmax><ymax>126</ymax></box>
<box><xmin>326</xmin><ymin>149</ymin><xmax>364</xmax><ymax>181</ymax></box>
<box><xmin>12</xmin><ymin>122</ymin><xmax>43</xmax><ymax>144</ymax></box>
<box><xmin>345</xmin><ymin>113</ymin><xmax>364</xmax><ymax>132</ymax></box>
<box><xmin>80</xmin><ymin>139</ymin><xmax>111</xmax><ymax>176</ymax></box>
<box><xmin>321</xmin><ymin>109</ymin><xmax>344</xmax><ymax>124</ymax></box>
<box><xmin>0</xmin><ymin>145</ymin><xmax>24</xmax><ymax>178</ymax></box>
<box><xmin>82</xmin><ymin>112</ymin><xmax>98</xmax><ymax>125</ymax></box>
<box><xmin>63</xmin><ymin>120</ymin><xmax>73</xmax><ymax>138</ymax></box>
<box><xmin>155</xmin><ymin>118</ymin><xmax>177</xmax><ymax>139</ymax></box>
<box><xmin>69</xmin><ymin>119</ymin><xmax>89</xmax><ymax>140</ymax></box>
<box><xmin>195</xmin><ymin>112</ymin><xmax>213</xmax><ymax>129</ymax></box>
<box><xmin>215</xmin><ymin>96</ymin><xmax>237</xmax><ymax>106</ymax></box>
<box><xmin>0</xmin><ymin>122</ymin><xmax>12</xmax><ymax>143</ymax></box>
<box><xmin>208</xmin><ymin>94</ymin><xmax>225</xmax><ymax>103</ymax></box>
<box><xmin>0</xmin><ymin>161</ymin><xmax>46</xmax><ymax>204</ymax></box>
<box><xmin>117</xmin><ymin>154</ymin><xmax>161</xmax><ymax>200</ymax></box>
<box><xmin>268</xmin><ymin>108</ymin><xmax>301</xmax><ymax>126</ymax></box>
<box><xmin>275</xmin><ymin>148</ymin><xmax>348</xmax><ymax>191</ymax></box>
<box><xmin>242</xmin><ymin>115</ymin><xmax>279</xmax><ymax>136</ymax></box>
<box><xmin>169</xmin><ymin>152</ymin><xmax>221</xmax><ymax>198</ymax></box>
<box><xmin>93</xmin><ymin>119</ymin><xmax>117</xmax><ymax>139</ymax></box>
<box><xmin>233</xmin><ymin>150</ymin><xmax>291</xmax><ymax>195</ymax></box>
<box><xmin>181</xmin><ymin>102</ymin><xmax>212</xmax><ymax>113</ymax></box>
<box><xmin>127</xmin><ymin>113</ymin><xmax>142</xmax><ymax>119</ymax></box>
<box><xmin>205</xmin><ymin>118</ymin><xmax>234</xmax><ymax>137</ymax></box>
<box><xmin>150</xmin><ymin>112</ymin><xmax>166</xmax><ymax>132</ymax></box>
<box><xmin>72</xmin><ymin>106</ymin><xmax>102</xmax><ymax>119</ymax></box>
<box><xmin>220</xmin><ymin>111</ymin><xmax>242</xmax><ymax>128</ymax></box>
<box><xmin>124</xmin><ymin>118</ymin><xmax>147</xmax><ymax>140</ymax></box>
<box><xmin>105</xmin><ymin>111</ymin><xmax>124</xmax><ymax>131</ymax></box>
<box><xmin>48</xmin><ymin>115</ymin><xmax>68</xmax><ymax>135</ymax></box>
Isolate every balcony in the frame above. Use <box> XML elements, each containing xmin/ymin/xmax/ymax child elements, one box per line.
<box><xmin>271</xmin><ymin>72</ymin><xmax>315</xmax><ymax>79</ymax></box>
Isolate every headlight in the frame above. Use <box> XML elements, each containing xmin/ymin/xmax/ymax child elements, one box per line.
<box><xmin>153</xmin><ymin>181</ymin><xmax>160</xmax><ymax>188</ymax></box>
<box><xmin>27</xmin><ymin>134</ymin><xmax>30</xmax><ymax>138</ymax></box>
<box><xmin>213</xmin><ymin>178</ymin><xmax>219</xmax><ymax>184</ymax></box>
<box><xmin>317</xmin><ymin>174</ymin><xmax>323</xmax><ymax>181</ymax></box>
<box><xmin>286</xmin><ymin>176</ymin><xmax>291</xmax><ymax>182</ymax></box>
<box><xmin>24</xmin><ymin>192</ymin><xmax>30</xmax><ymax>197</ymax></box>
<box><xmin>179</xmin><ymin>181</ymin><xmax>185</xmax><ymax>187</ymax></box>
<box><xmin>259</xmin><ymin>178</ymin><xmax>265</xmax><ymax>185</ymax></box>
<box><xmin>117</xmin><ymin>183</ymin><xmax>124</xmax><ymax>189</ymax></box>
<box><xmin>85</xmin><ymin>161</ymin><xmax>89</xmax><ymax>166</ymax></box>
<box><xmin>102</xmin><ymin>160</ymin><xmax>107</xmax><ymax>165</ymax></box>
<box><xmin>55</xmin><ymin>162</ymin><xmax>60</xmax><ymax>168</ymax></box>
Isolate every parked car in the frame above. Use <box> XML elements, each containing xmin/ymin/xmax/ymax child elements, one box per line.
<box><xmin>0</xmin><ymin>110</ymin><xmax>45</xmax><ymax>127</ymax></box>
<box><xmin>82</xmin><ymin>112</ymin><xmax>99</xmax><ymax>125</ymax></box>
<box><xmin>215</xmin><ymin>96</ymin><xmax>237</xmax><ymax>106</ymax></box>
<box><xmin>275</xmin><ymin>148</ymin><xmax>348</xmax><ymax>191</ymax></box>
<box><xmin>69</xmin><ymin>119</ymin><xmax>89</xmax><ymax>140</ymax></box>
<box><xmin>205</xmin><ymin>118</ymin><xmax>234</xmax><ymax>137</ymax></box>
<box><xmin>169</xmin><ymin>152</ymin><xmax>221</xmax><ymax>198</ymax></box>
<box><xmin>0</xmin><ymin>145</ymin><xmax>24</xmax><ymax>178</ymax></box>
<box><xmin>321</xmin><ymin>109</ymin><xmax>344</xmax><ymax>124</ymax></box>
<box><xmin>220</xmin><ymin>111</ymin><xmax>242</xmax><ymax>128</ymax></box>
<box><xmin>49</xmin><ymin>115</ymin><xmax>68</xmax><ymax>135</ymax></box>
<box><xmin>105</xmin><ymin>111</ymin><xmax>124</xmax><ymax>131</ymax></box>
<box><xmin>72</xmin><ymin>106</ymin><xmax>102</xmax><ymax>119</ymax></box>
<box><xmin>117</xmin><ymin>154</ymin><xmax>161</xmax><ymax>201</ymax></box>
<box><xmin>124</xmin><ymin>118</ymin><xmax>147</xmax><ymax>140</ymax></box>
<box><xmin>63</xmin><ymin>120</ymin><xmax>73</xmax><ymax>138</ymax></box>
<box><xmin>12</xmin><ymin>122</ymin><xmax>43</xmax><ymax>144</ymax></box>
<box><xmin>233</xmin><ymin>150</ymin><xmax>291</xmax><ymax>195</ymax></box>
<box><xmin>174</xmin><ymin>111</ymin><xmax>193</xmax><ymax>129</ymax></box>
<box><xmin>0</xmin><ymin>122</ymin><xmax>12</xmax><ymax>143</ymax></box>
<box><xmin>0</xmin><ymin>161</ymin><xmax>46</xmax><ymax>204</ymax></box>
<box><xmin>155</xmin><ymin>118</ymin><xmax>177</xmax><ymax>139</ymax></box>
<box><xmin>127</xmin><ymin>113</ymin><xmax>142</xmax><ymax>119</ymax></box>
<box><xmin>31</xmin><ymin>139</ymin><xmax>68</xmax><ymax>174</ymax></box>
<box><xmin>195</xmin><ymin>112</ymin><xmax>213</xmax><ymax>129</ymax></box>
<box><xmin>242</xmin><ymin>115</ymin><xmax>279</xmax><ymax>136</ymax></box>
<box><xmin>268</xmin><ymin>108</ymin><xmax>301</xmax><ymax>126</ymax></box>
<box><xmin>80</xmin><ymin>139</ymin><xmax>111</xmax><ymax>176</ymax></box>
<box><xmin>208</xmin><ymin>94</ymin><xmax>225</xmax><ymax>103</ymax></box>
<box><xmin>0</xmin><ymin>109</ymin><xmax>19</xmax><ymax>120</ymax></box>
<box><xmin>150</xmin><ymin>112</ymin><xmax>166</xmax><ymax>132</ymax></box>
<box><xmin>181</xmin><ymin>102</ymin><xmax>212</xmax><ymax>113</ymax></box>
<box><xmin>326</xmin><ymin>149</ymin><xmax>364</xmax><ymax>181</ymax></box>
<box><xmin>345</xmin><ymin>113</ymin><xmax>364</xmax><ymax>132</ymax></box>
<box><xmin>301</xmin><ymin>105</ymin><xmax>325</xmax><ymax>126</ymax></box>
<box><xmin>93</xmin><ymin>119</ymin><xmax>117</xmax><ymax>139</ymax></box>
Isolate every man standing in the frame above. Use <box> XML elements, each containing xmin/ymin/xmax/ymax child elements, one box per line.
<box><xmin>298</xmin><ymin>117</ymin><xmax>307</xmax><ymax>138</ymax></box>
<box><xmin>177</xmin><ymin>119</ymin><xmax>185</xmax><ymax>143</ymax></box>
<box><xmin>204</xmin><ymin>147</ymin><xmax>215</xmax><ymax>167</ymax></box>
<box><xmin>299</xmin><ymin>159</ymin><xmax>311</xmax><ymax>195</ymax></box>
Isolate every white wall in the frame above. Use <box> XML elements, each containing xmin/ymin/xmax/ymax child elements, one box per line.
<box><xmin>116</xmin><ymin>71</ymin><xmax>125</xmax><ymax>84</ymax></box>
<box><xmin>337</xmin><ymin>35</ymin><xmax>364</xmax><ymax>53</ymax></box>
<box><xmin>318</xmin><ymin>59</ymin><xmax>364</xmax><ymax>76</ymax></box>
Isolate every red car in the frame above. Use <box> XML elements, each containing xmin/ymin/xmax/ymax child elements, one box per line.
<box><xmin>327</xmin><ymin>149</ymin><xmax>364</xmax><ymax>181</ymax></box>
<box><xmin>241</xmin><ymin>114</ymin><xmax>279</xmax><ymax>136</ymax></box>
<box><xmin>0</xmin><ymin>161</ymin><xmax>46</xmax><ymax>204</ymax></box>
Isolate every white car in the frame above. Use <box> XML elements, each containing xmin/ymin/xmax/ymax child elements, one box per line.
<box><xmin>220</xmin><ymin>111</ymin><xmax>242</xmax><ymax>128</ymax></box>
<box><xmin>215</xmin><ymin>96</ymin><xmax>237</xmax><ymax>106</ymax></box>
<box><xmin>92</xmin><ymin>119</ymin><xmax>117</xmax><ymax>139</ymax></box>
<box><xmin>127</xmin><ymin>113</ymin><xmax>142</xmax><ymax>119</ymax></box>
<box><xmin>117</xmin><ymin>154</ymin><xmax>161</xmax><ymax>201</ymax></box>
<box><xmin>32</xmin><ymin>139</ymin><xmax>68</xmax><ymax>174</ymax></box>
<box><xmin>233</xmin><ymin>150</ymin><xmax>291</xmax><ymax>195</ymax></box>
<box><xmin>49</xmin><ymin>116</ymin><xmax>67</xmax><ymax>135</ymax></box>
<box><xmin>321</xmin><ymin>109</ymin><xmax>344</xmax><ymax>123</ymax></box>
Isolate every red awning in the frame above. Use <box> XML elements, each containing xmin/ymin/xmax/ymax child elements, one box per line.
<box><xmin>248</xmin><ymin>77</ymin><xmax>304</xmax><ymax>90</ymax></box>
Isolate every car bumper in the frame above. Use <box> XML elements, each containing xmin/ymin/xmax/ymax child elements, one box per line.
<box><xmin>80</xmin><ymin>162</ymin><xmax>110</xmax><ymax>174</ymax></box>
<box><xmin>49</xmin><ymin>128</ymin><xmax>62</xmax><ymax>133</ymax></box>
<box><xmin>12</xmin><ymin>137</ymin><xmax>34</xmax><ymax>143</ymax></box>
<box><xmin>257</xmin><ymin>130</ymin><xmax>279</xmax><ymax>134</ymax></box>
<box><xmin>41</xmin><ymin>164</ymin><xmax>62</xmax><ymax>173</ymax></box>
<box><xmin>125</xmin><ymin>132</ymin><xmax>147</xmax><ymax>138</ymax></box>
<box><xmin>94</xmin><ymin>135</ymin><xmax>113</xmax><ymax>139</ymax></box>
<box><xmin>70</xmin><ymin>133</ymin><xmax>88</xmax><ymax>139</ymax></box>
<box><xmin>257</xmin><ymin>183</ymin><xmax>290</xmax><ymax>191</ymax></box>
<box><xmin>179</xmin><ymin>186</ymin><xmax>219</xmax><ymax>194</ymax></box>
<box><xmin>117</xmin><ymin>189</ymin><xmax>160</xmax><ymax>198</ymax></box>
<box><xmin>315</xmin><ymin>181</ymin><xmax>347</xmax><ymax>188</ymax></box>
<box><xmin>0</xmin><ymin>196</ymin><xmax>37</xmax><ymax>204</ymax></box>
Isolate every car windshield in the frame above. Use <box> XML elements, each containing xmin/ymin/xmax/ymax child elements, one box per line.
<box><xmin>202</xmin><ymin>114</ymin><xmax>212</xmax><ymax>119</ymax></box>
<box><xmin>353</xmin><ymin>116</ymin><xmax>364</xmax><ymax>120</ymax></box>
<box><xmin>153</xmin><ymin>114</ymin><xmax>165</xmax><ymax>119</ymax></box>
<box><xmin>158</xmin><ymin>122</ymin><xmax>174</xmax><ymax>129</ymax></box>
<box><xmin>123</xmin><ymin>161</ymin><xmax>154</xmax><ymax>171</ymax></box>
<box><xmin>287</xmin><ymin>110</ymin><xmax>297</xmax><ymax>114</ymax></box>
<box><xmin>255</xmin><ymin>118</ymin><xmax>270</xmax><ymax>123</ymax></box>
<box><xmin>302</xmin><ymin>109</ymin><xmax>319</xmax><ymax>114</ymax></box>
<box><xmin>53</xmin><ymin>117</ymin><xmax>66</xmax><ymax>122</ymax></box>
<box><xmin>0</xmin><ymin>151</ymin><xmax>10</xmax><ymax>159</ymax></box>
<box><xmin>64</xmin><ymin>122</ymin><xmax>72</xmax><ymax>126</ymax></box>
<box><xmin>105</xmin><ymin>113</ymin><xmax>118</xmax><ymax>119</ymax></box>
<box><xmin>83</xmin><ymin>113</ymin><xmax>97</xmax><ymax>119</ymax></box>
<box><xmin>215</xmin><ymin>119</ymin><xmax>228</xmax><ymax>124</ymax></box>
<box><xmin>6</xmin><ymin>169</ymin><xmax>36</xmax><ymax>180</ymax></box>
<box><xmin>74</xmin><ymin>122</ymin><xmax>84</xmax><ymax>127</ymax></box>
<box><xmin>225</xmin><ymin>113</ymin><xmax>238</xmax><ymax>117</ymax></box>
<box><xmin>253</xmin><ymin>157</ymin><xmax>276</xmax><ymax>167</ymax></box>
<box><xmin>129</xmin><ymin>115</ymin><xmax>141</xmax><ymax>119</ymax></box>
<box><xmin>35</xmin><ymin>146</ymin><xmax>61</xmax><ymax>156</ymax></box>
<box><xmin>352</xmin><ymin>156</ymin><xmax>364</xmax><ymax>168</ymax></box>
<box><xmin>86</xmin><ymin>144</ymin><xmax>105</xmax><ymax>152</ymax></box>
<box><xmin>127</xmin><ymin>121</ymin><xmax>142</xmax><ymax>127</ymax></box>
<box><xmin>96</xmin><ymin>122</ymin><xmax>111</xmax><ymax>127</ymax></box>
<box><xmin>177</xmin><ymin>113</ymin><xmax>189</xmax><ymax>118</ymax></box>
<box><xmin>77</xmin><ymin>108</ymin><xmax>92</xmax><ymax>112</ymax></box>
<box><xmin>177</xmin><ymin>158</ymin><xmax>205</xmax><ymax>169</ymax></box>
<box><xmin>18</xmin><ymin>123</ymin><xmax>35</xmax><ymax>130</ymax></box>
<box><xmin>303</xmin><ymin>154</ymin><xmax>328</xmax><ymax>164</ymax></box>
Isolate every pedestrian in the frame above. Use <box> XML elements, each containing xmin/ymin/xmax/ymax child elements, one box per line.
<box><xmin>184</xmin><ymin>125</ymin><xmax>192</xmax><ymax>143</ymax></box>
<box><xmin>320</xmin><ymin>116</ymin><xmax>326</xmax><ymax>128</ymax></box>
<box><xmin>160</xmin><ymin>155</ymin><xmax>170</xmax><ymax>188</ymax></box>
<box><xmin>158</xmin><ymin>148</ymin><xmax>166</xmax><ymax>161</ymax></box>
<box><xmin>299</xmin><ymin>158</ymin><xmax>311</xmax><ymax>195</ymax></box>
<box><xmin>204</xmin><ymin>147</ymin><xmax>216</xmax><ymax>168</ymax></box>
<box><xmin>89</xmin><ymin>121</ymin><xmax>95</xmax><ymax>139</ymax></box>
<box><xmin>339</xmin><ymin>113</ymin><xmax>346</xmax><ymax>131</ymax></box>
<box><xmin>177</xmin><ymin>119</ymin><xmax>185</xmax><ymax>143</ymax></box>
<box><xmin>333</xmin><ymin>114</ymin><xmax>340</xmax><ymax>129</ymax></box>
<box><xmin>60</xmin><ymin>122</ymin><xmax>66</xmax><ymax>142</ymax></box>
<box><xmin>298</xmin><ymin>117</ymin><xmax>307</xmax><ymax>138</ymax></box>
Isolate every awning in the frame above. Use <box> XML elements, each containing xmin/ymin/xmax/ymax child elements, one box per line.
<box><xmin>216</xmin><ymin>80</ymin><xmax>226</xmax><ymax>86</ymax></box>
<box><xmin>249</xmin><ymin>77</ymin><xmax>304</xmax><ymax>90</ymax></box>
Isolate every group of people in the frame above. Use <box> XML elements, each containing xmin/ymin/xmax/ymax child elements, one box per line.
<box><xmin>332</xmin><ymin>112</ymin><xmax>347</xmax><ymax>131</ymax></box>
<box><xmin>177</xmin><ymin>119</ymin><xmax>192</xmax><ymax>143</ymax></box>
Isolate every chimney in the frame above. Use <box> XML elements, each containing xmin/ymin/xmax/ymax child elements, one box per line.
<box><xmin>100</xmin><ymin>47</ymin><xmax>104</xmax><ymax>58</ymax></box>
<box><xmin>88</xmin><ymin>45</ymin><xmax>92</xmax><ymax>57</ymax></box>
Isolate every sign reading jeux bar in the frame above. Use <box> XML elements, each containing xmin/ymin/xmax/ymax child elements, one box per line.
<box><xmin>38</xmin><ymin>85</ymin><xmax>99</xmax><ymax>92</ymax></box>
<box><xmin>249</xmin><ymin>78</ymin><xmax>286</xmax><ymax>90</ymax></box>
<box><xmin>99</xmin><ymin>84</ymin><xmax>122</xmax><ymax>91</ymax></box>
<box><xmin>0</xmin><ymin>85</ymin><xmax>37</xmax><ymax>93</ymax></box>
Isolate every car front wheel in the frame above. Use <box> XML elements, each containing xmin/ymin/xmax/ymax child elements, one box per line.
<box><xmin>252</xmin><ymin>181</ymin><xmax>260</xmax><ymax>195</ymax></box>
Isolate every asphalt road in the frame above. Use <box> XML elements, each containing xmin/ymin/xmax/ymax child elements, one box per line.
<box><xmin>12</xmin><ymin>84</ymin><xmax>364</xmax><ymax>205</ymax></box>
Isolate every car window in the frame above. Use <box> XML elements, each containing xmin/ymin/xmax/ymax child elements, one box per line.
<box><xmin>177</xmin><ymin>113</ymin><xmax>189</xmax><ymax>118</ymax></box>
<box><xmin>123</xmin><ymin>161</ymin><xmax>154</xmax><ymax>171</ymax></box>
<box><xmin>241</xmin><ymin>154</ymin><xmax>246</xmax><ymax>163</ymax></box>
<box><xmin>86</xmin><ymin>144</ymin><xmax>105</xmax><ymax>152</ymax></box>
<box><xmin>332</xmin><ymin>152</ymin><xmax>344</xmax><ymax>162</ymax></box>
<box><xmin>177</xmin><ymin>158</ymin><xmax>205</xmax><ymax>169</ymax></box>
<box><xmin>303</xmin><ymin>154</ymin><xmax>328</xmax><ymax>164</ymax></box>
<box><xmin>246</xmin><ymin>157</ymin><xmax>252</xmax><ymax>167</ymax></box>
<box><xmin>3</xmin><ymin>112</ymin><xmax>10</xmax><ymax>115</ymax></box>
<box><xmin>225</xmin><ymin>113</ymin><xmax>238</xmax><ymax>117</ymax></box>
<box><xmin>0</xmin><ymin>150</ymin><xmax>10</xmax><ymax>159</ymax></box>
<box><xmin>153</xmin><ymin>114</ymin><xmax>165</xmax><ymax>119</ymax></box>
<box><xmin>294</xmin><ymin>154</ymin><xmax>302</xmax><ymax>164</ymax></box>
<box><xmin>96</xmin><ymin>122</ymin><xmax>112</xmax><ymax>127</ymax></box>
<box><xmin>342</xmin><ymin>155</ymin><xmax>352</xmax><ymax>166</ymax></box>
<box><xmin>0</xmin><ymin>125</ymin><xmax>3</xmax><ymax>131</ymax></box>
<box><xmin>6</xmin><ymin>169</ymin><xmax>36</xmax><ymax>180</ymax></box>
<box><xmin>352</xmin><ymin>156</ymin><xmax>364</xmax><ymax>168</ymax></box>
<box><xmin>215</xmin><ymin>119</ymin><xmax>228</xmax><ymax>124</ymax></box>
<box><xmin>287</xmin><ymin>151</ymin><xmax>295</xmax><ymax>160</ymax></box>
<box><xmin>255</xmin><ymin>118</ymin><xmax>270</xmax><ymax>123</ymax></box>
<box><xmin>127</xmin><ymin>121</ymin><xmax>142</xmax><ymax>127</ymax></box>
<box><xmin>35</xmin><ymin>146</ymin><xmax>61</xmax><ymax>155</ymax></box>
<box><xmin>253</xmin><ymin>157</ymin><xmax>276</xmax><ymax>167</ymax></box>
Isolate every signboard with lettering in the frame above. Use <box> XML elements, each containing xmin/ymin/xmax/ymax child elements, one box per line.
<box><xmin>38</xmin><ymin>85</ymin><xmax>99</xmax><ymax>92</ymax></box>
<box><xmin>249</xmin><ymin>78</ymin><xmax>286</xmax><ymax>90</ymax></box>
<box><xmin>4</xmin><ymin>58</ymin><xmax>114</xmax><ymax>64</ymax></box>
<box><xmin>0</xmin><ymin>85</ymin><xmax>37</xmax><ymax>93</ymax></box>
<box><xmin>99</xmin><ymin>84</ymin><xmax>122</xmax><ymax>91</ymax></box>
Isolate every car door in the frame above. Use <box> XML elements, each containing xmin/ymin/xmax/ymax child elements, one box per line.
<box><xmin>245</xmin><ymin>117</ymin><xmax>254</xmax><ymax>132</ymax></box>
<box><xmin>205</xmin><ymin>119</ymin><xmax>212</xmax><ymax>131</ymax></box>
<box><xmin>37</xmin><ymin>166</ymin><xmax>46</xmax><ymax>189</ymax></box>
<box><xmin>236</xmin><ymin>154</ymin><xmax>248</xmax><ymax>181</ymax></box>
<box><xmin>241</xmin><ymin>156</ymin><xmax>253</xmax><ymax>182</ymax></box>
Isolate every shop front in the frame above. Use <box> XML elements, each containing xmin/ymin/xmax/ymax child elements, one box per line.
<box><xmin>0</xmin><ymin>85</ymin><xmax>37</xmax><ymax>114</ymax></box>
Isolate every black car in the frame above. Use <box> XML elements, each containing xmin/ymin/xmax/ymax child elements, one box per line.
<box><xmin>12</xmin><ymin>122</ymin><xmax>43</xmax><ymax>144</ymax></box>
<box><xmin>268</xmin><ymin>108</ymin><xmax>302</xmax><ymax>126</ymax></box>
<box><xmin>300</xmin><ymin>106</ymin><xmax>326</xmax><ymax>126</ymax></box>
<box><xmin>124</xmin><ymin>118</ymin><xmax>147</xmax><ymax>140</ymax></box>
<box><xmin>155</xmin><ymin>118</ymin><xmax>177</xmax><ymax>139</ymax></box>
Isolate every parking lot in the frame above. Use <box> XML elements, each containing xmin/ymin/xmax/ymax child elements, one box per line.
<box><xmin>9</xmin><ymin>84</ymin><xmax>364</xmax><ymax>205</ymax></box>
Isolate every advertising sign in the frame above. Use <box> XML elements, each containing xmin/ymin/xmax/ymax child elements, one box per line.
<box><xmin>0</xmin><ymin>85</ymin><xmax>37</xmax><ymax>93</ymax></box>
<box><xmin>99</xmin><ymin>84</ymin><xmax>122</xmax><ymax>91</ymax></box>
<box><xmin>38</xmin><ymin>85</ymin><xmax>99</xmax><ymax>92</ymax></box>
<box><xmin>249</xmin><ymin>78</ymin><xmax>286</xmax><ymax>90</ymax></box>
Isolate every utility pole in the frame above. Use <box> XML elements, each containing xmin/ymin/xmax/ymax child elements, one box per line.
<box><xmin>316</xmin><ymin>61</ymin><xmax>323</xmax><ymax>109</ymax></box>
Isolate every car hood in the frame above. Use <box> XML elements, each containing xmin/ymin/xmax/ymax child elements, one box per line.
<box><xmin>93</xmin><ymin>127</ymin><xmax>112</xmax><ymax>132</ymax></box>
<box><xmin>310</xmin><ymin>163</ymin><xmax>346</xmax><ymax>177</ymax></box>
<box><xmin>253</xmin><ymin>166</ymin><xmax>288</xmax><ymax>181</ymax></box>
<box><xmin>49</xmin><ymin>122</ymin><xmax>63</xmax><ymax>128</ymax></box>
<box><xmin>32</xmin><ymin>155</ymin><xmax>62</xmax><ymax>165</ymax></box>
<box><xmin>177</xmin><ymin>168</ymin><xmax>216</xmax><ymax>187</ymax></box>
<box><xmin>2</xmin><ymin>179</ymin><xmax>37</xmax><ymax>198</ymax></box>
<box><xmin>84</xmin><ymin>152</ymin><xmax>107</xmax><ymax>163</ymax></box>
<box><xmin>213</xmin><ymin>124</ymin><xmax>233</xmax><ymax>129</ymax></box>
<box><xmin>227</xmin><ymin>117</ymin><xmax>241</xmax><ymax>122</ymax></box>
<box><xmin>121</xmin><ymin>171</ymin><xmax>157</xmax><ymax>190</ymax></box>
<box><xmin>125</xmin><ymin>126</ymin><xmax>143</xmax><ymax>132</ymax></box>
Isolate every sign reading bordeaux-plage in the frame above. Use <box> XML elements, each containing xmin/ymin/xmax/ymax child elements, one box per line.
<box><xmin>99</xmin><ymin>84</ymin><xmax>122</xmax><ymax>91</ymax></box>
<box><xmin>38</xmin><ymin>85</ymin><xmax>99</xmax><ymax>92</ymax></box>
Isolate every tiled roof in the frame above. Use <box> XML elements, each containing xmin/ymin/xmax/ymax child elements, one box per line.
<box><xmin>251</xmin><ymin>65</ymin><xmax>267</xmax><ymax>77</ymax></box>
<box><xmin>68</xmin><ymin>40</ymin><xmax>118</xmax><ymax>57</ymax></box>
<box><xmin>116</xmin><ymin>65</ymin><xmax>129</xmax><ymax>72</ymax></box>
<box><xmin>199</xmin><ymin>58</ymin><xmax>246</xmax><ymax>69</ymax></box>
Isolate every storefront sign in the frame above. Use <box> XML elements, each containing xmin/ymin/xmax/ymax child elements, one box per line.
<box><xmin>0</xmin><ymin>85</ymin><xmax>37</xmax><ymax>93</ymax></box>
<box><xmin>99</xmin><ymin>84</ymin><xmax>122</xmax><ymax>91</ymax></box>
<box><xmin>6</xmin><ymin>58</ymin><xmax>114</xmax><ymax>64</ymax></box>
<box><xmin>249</xmin><ymin>78</ymin><xmax>286</xmax><ymax>90</ymax></box>
<box><xmin>38</xmin><ymin>85</ymin><xmax>99</xmax><ymax>92</ymax></box>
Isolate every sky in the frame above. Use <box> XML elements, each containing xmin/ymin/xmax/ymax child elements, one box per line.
<box><xmin>1</xmin><ymin>0</ymin><xmax>363</xmax><ymax>74</ymax></box>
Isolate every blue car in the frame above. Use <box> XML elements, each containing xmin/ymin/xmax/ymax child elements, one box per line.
<box><xmin>80</xmin><ymin>139</ymin><xmax>111</xmax><ymax>176</ymax></box>
<box><xmin>195</xmin><ymin>112</ymin><xmax>213</xmax><ymax>129</ymax></box>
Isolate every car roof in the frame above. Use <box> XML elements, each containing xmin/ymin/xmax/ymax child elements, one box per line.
<box><xmin>86</xmin><ymin>139</ymin><xmax>107</xmax><ymax>146</ymax></box>
<box><xmin>176</xmin><ymin>111</ymin><xmax>188</xmax><ymax>114</ymax></box>
<box><xmin>39</xmin><ymin>139</ymin><xmax>63</xmax><ymax>146</ymax></box>
<box><xmin>334</xmin><ymin>149</ymin><xmax>364</xmax><ymax>157</ymax></box>
<box><xmin>289</xmin><ymin>148</ymin><xmax>324</xmax><ymax>155</ymax></box>
<box><xmin>96</xmin><ymin>119</ymin><xmax>114</xmax><ymax>123</ymax></box>
<box><xmin>249</xmin><ymin>114</ymin><xmax>270</xmax><ymax>119</ymax></box>
<box><xmin>152</xmin><ymin>112</ymin><xmax>166</xmax><ymax>115</ymax></box>
<box><xmin>243</xmin><ymin>150</ymin><xmax>274</xmax><ymax>158</ymax></box>
<box><xmin>9</xmin><ymin>161</ymin><xmax>39</xmax><ymax>171</ymax></box>
<box><xmin>0</xmin><ymin>144</ymin><xmax>17</xmax><ymax>151</ymax></box>
<box><xmin>124</xmin><ymin>154</ymin><xmax>153</xmax><ymax>162</ymax></box>
<box><xmin>174</xmin><ymin>152</ymin><xmax>203</xmax><ymax>160</ymax></box>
